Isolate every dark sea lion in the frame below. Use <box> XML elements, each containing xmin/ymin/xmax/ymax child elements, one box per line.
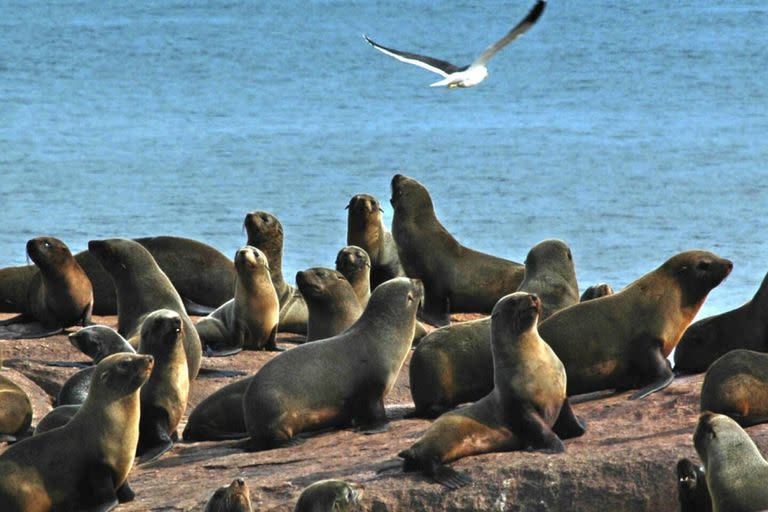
<box><xmin>33</xmin><ymin>404</ymin><xmax>79</xmax><ymax>435</ymax></box>
<box><xmin>136</xmin><ymin>309</ymin><xmax>190</xmax><ymax>462</ymax></box>
<box><xmin>243</xmin><ymin>277</ymin><xmax>423</xmax><ymax>450</ymax></box>
<box><xmin>294</xmin><ymin>479</ymin><xmax>363</xmax><ymax>512</ymax></box>
<box><xmin>76</xmin><ymin>235</ymin><xmax>235</xmax><ymax>315</ymax></box>
<box><xmin>674</xmin><ymin>271</ymin><xmax>768</xmax><ymax>375</ymax></box>
<box><xmin>539</xmin><ymin>250</ymin><xmax>732</xmax><ymax>399</ymax></box>
<box><xmin>346</xmin><ymin>193</ymin><xmax>404</xmax><ymax>289</ymax></box>
<box><xmin>88</xmin><ymin>237</ymin><xmax>202</xmax><ymax>379</ymax></box>
<box><xmin>694</xmin><ymin>412</ymin><xmax>768</xmax><ymax>512</ymax></box>
<box><xmin>244</xmin><ymin>210</ymin><xmax>308</xmax><ymax>334</ymax></box>
<box><xmin>390</xmin><ymin>174</ymin><xmax>524</xmax><ymax>326</ymax></box>
<box><xmin>182</xmin><ymin>377</ymin><xmax>250</xmax><ymax>441</ymax></box>
<box><xmin>677</xmin><ymin>458</ymin><xmax>712</xmax><ymax>512</ymax></box>
<box><xmin>0</xmin><ymin>237</ymin><xmax>92</xmax><ymax>339</ymax></box>
<box><xmin>700</xmin><ymin>349</ymin><xmax>768</xmax><ymax>427</ymax></box>
<box><xmin>0</xmin><ymin>372</ymin><xmax>32</xmax><ymax>443</ymax></box>
<box><xmin>517</xmin><ymin>239</ymin><xmax>579</xmax><ymax>321</ymax></box>
<box><xmin>205</xmin><ymin>477</ymin><xmax>252</xmax><ymax>512</ymax></box>
<box><xmin>297</xmin><ymin>267</ymin><xmax>363</xmax><ymax>342</ymax></box>
<box><xmin>580</xmin><ymin>283</ymin><xmax>615</xmax><ymax>302</ymax></box>
<box><xmin>335</xmin><ymin>245</ymin><xmax>371</xmax><ymax>307</ymax></box>
<box><xmin>195</xmin><ymin>246</ymin><xmax>280</xmax><ymax>354</ymax></box>
<box><xmin>0</xmin><ymin>352</ymin><xmax>153</xmax><ymax>511</ymax></box>
<box><xmin>399</xmin><ymin>292</ymin><xmax>585</xmax><ymax>488</ymax></box>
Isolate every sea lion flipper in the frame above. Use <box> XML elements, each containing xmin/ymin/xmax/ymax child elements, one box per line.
<box><xmin>354</xmin><ymin>397</ymin><xmax>389</xmax><ymax>434</ymax></box>
<box><xmin>0</xmin><ymin>434</ymin><xmax>17</xmax><ymax>443</ymax></box>
<box><xmin>552</xmin><ymin>399</ymin><xmax>587</xmax><ymax>439</ymax></box>
<box><xmin>116</xmin><ymin>481</ymin><xmax>136</xmax><ymax>503</ymax></box>
<box><xmin>182</xmin><ymin>297</ymin><xmax>217</xmax><ymax>316</ymax></box>
<box><xmin>418</xmin><ymin>300</ymin><xmax>451</xmax><ymax>328</ymax></box>
<box><xmin>517</xmin><ymin>406</ymin><xmax>565</xmax><ymax>453</ymax></box>
<box><xmin>425</xmin><ymin>458</ymin><xmax>471</xmax><ymax>490</ymax></box>
<box><xmin>265</xmin><ymin>325</ymin><xmax>282</xmax><ymax>351</ymax></box>
<box><xmin>0</xmin><ymin>322</ymin><xmax>64</xmax><ymax>339</ymax></box>
<box><xmin>204</xmin><ymin>345</ymin><xmax>244</xmax><ymax>357</ymax></box>
<box><xmin>79</xmin><ymin>464</ymin><xmax>120</xmax><ymax>512</ymax></box>
<box><xmin>628</xmin><ymin>341</ymin><xmax>675</xmax><ymax>400</ymax></box>
<box><xmin>137</xmin><ymin>420</ymin><xmax>174</xmax><ymax>464</ymax></box>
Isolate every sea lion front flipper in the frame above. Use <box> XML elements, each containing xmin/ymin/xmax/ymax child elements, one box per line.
<box><xmin>204</xmin><ymin>345</ymin><xmax>244</xmax><ymax>357</ymax></box>
<box><xmin>265</xmin><ymin>325</ymin><xmax>282</xmax><ymax>351</ymax></box>
<box><xmin>628</xmin><ymin>340</ymin><xmax>675</xmax><ymax>400</ymax></box>
<box><xmin>517</xmin><ymin>406</ymin><xmax>564</xmax><ymax>453</ymax></box>
<box><xmin>354</xmin><ymin>397</ymin><xmax>389</xmax><ymax>434</ymax></box>
<box><xmin>79</xmin><ymin>464</ymin><xmax>120</xmax><ymax>512</ymax></box>
<box><xmin>552</xmin><ymin>398</ymin><xmax>587</xmax><ymax>439</ymax></box>
<box><xmin>0</xmin><ymin>322</ymin><xmax>64</xmax><ymax>339</ymax></box>
<box><xmin>418</xmin><ymin>295</ymin><xmax>450</xmax><ymax>327</ymax></box>
<box><xmin>137</xmin><ymin>419</ymin><xmax>174</xmax><ymax>464</ymax></box>
<box><xmin>182</xmin><ymin>297</ymin><xmax>216</xmax><ymax>316</ymax></box>
<box><xmin>116</xmin><ymin>481</ymin><xmax>136</xmax><ymax>503</ymax></box>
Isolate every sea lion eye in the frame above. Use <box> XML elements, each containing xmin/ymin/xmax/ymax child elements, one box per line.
<box><xmin>696</xmin><ymin>261</ymin><xmax>711</xmax><ymax>271</ymax></box>
<box><xmin>44</xmin><ymin>241</ymin><xmax>51</xmax><ymax>248</ymax></box>
<box><xmin>567</xmin><ymin>250</ymin><xmax>572</xmax><ymax>261</ymax></box>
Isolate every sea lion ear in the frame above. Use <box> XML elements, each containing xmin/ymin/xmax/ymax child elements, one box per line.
<box><xmin>99</xmin><ymin>370</ymin><xmax>110</xmax><ymax>384</ymax></box>
<box><xmin>345</xmin><ymin>204</ymin><xmax>350</xmax><ymax>210</ymax></box>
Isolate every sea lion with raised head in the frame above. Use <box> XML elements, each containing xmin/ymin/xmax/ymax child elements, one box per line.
<box><xmin>399</xmin><ymin>292</ymin><xmax>585</xmax><ymax>488</ymax></box>
<box><xmin>0</xmin><ymin>352</ymin><xmax>153</xmax><ymax>511</ymax></box>
<box><xmin>297</xmin><ymin>267</ymin><xmax>363</xmax><ymax>342</ymax></box>
<box><xmin>195</xmin><ymin>246</ymin><xmax>280</xmax><ymax>354</ymax></box>
<box><xmin>390</xmin><ymin>174</ymin><xmax>524</xmax><ymax>326</ymax></box>
<box><xmin>517</xmin><ymin>239</ymin><xmax>579</xmax><ymax>321</ymax></box>
<box><xmin>700</xmin><ymin>349</ymin><xmax>768</xmax><ymax>427</ymax></box>
<box><xmin>677</xmin><ymin>458</ymin><xmax>712</xmax><ymax>512</ymax></box>
<box><xmin>335</xmin><ymin>245</ymin><xmax>371</xmax><ymax>307</ymax></box>
<box><xmin>294</xmin><ymin>480</ymin><xmax>363</xmax><ymax>512</ymax></box>
<box><xmin>243</xmin><ymin>278</ymin><xmax>423</xmax><ymax>450</ymax></box>
<box><xmin>87</xmin><ymin>238</ymin><xmax>202</xmax><ymax>379</ymax></box>
<box><xmin>205</xmin><ymin>477</ymin><xmax>253</xmax><ymax>512</ymax></box>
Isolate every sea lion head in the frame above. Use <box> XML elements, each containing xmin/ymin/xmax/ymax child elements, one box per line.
<box><xmin>139</xmin><ymin>309</ymin><xmax>184</xmax><ymax>357</ymax></box>
<box><xmin>88</xmin><ymin>238</ymin><xmax>155</xmax><ymax>277</ymax></box>
<box><xmin>243</xmin><ymin>211</ymin><xmax>283</xmax><ymax>247</ymax></box>
<box><xmin>204</xmin><ymin>477</ymin><xmax>252</xmax><ymax>512</ymax></box>
<box><xmin>580</xmin><ymin>283</ymin><xmax>614</xmax><ymax>302</ymax></box>
<box><xmin>662</xmin><ymin>251</ymin><xmax>732</xmax><ymax>307</ymax></box>
<box><xmin>90</xmin><ymin>352</ymin><xmax>154</xmax><ymax>401</ymax></box>
<box><xmin>335</xmin><ymin>246</ymin><xmax>371</xmax><ymax>277</ymax></box>
<box><xmin>346</xmin><ymin>194</ymin><xmax>382</xmax><ymax>217</ymax></box>
<box><xmin>296</xmin><ymin>268</ymin><xmax>348</xmax><ymax>301</ymax></box>
<box><xmin>677</xmin><ymin>458</ymin><xmax>704</xmax><ymax>498</ymax></box>
<box><xmin>524</xmin><ymin>239</ymin><xmax>575</xmax><ymax>280</ymax></box>
<box><xmin>294</xmin><ymin>479</ymin><xmax>363</xmax><ymax>512</ymax></box>
<box><xmin>235</xmin><ymin>245</ymin><xmax>270</xmax><ymax>275</ymax></box>
<box><xmin>673</xmin><ymin>317</ymin><xmax>721</xmax><ymax>374</ymax></box>
<box><xmin>491</xmin><ymin>292</ymin><xmax>541</xmax><ymax>338</ymax></box>
<box><xmin>694</xmin><ymin>412</ymin><xmax>759</xmax><ymax>468</ymax></box>
<box><xmin>69</xmin><ymin>325</ymin><xmax>135</xmax><ymax>363</ymax></box>
<box><xmin>390</xmin><ymin>174</ymin><xmax>433</xmax><ymax>215</ymax></box>
<box><xmin>366</xmin><ymin>277</ymin><xmax>424</xmax><ymax>318</ymax></box>
<box><xmin>26</xmin><ymin>236</ymin><xmax>73</xmax><ymax>269</ymax></box>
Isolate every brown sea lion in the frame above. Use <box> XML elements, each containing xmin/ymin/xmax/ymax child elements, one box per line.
<box><xmin>182</xmin><ymin>377</ymin><xmax>250</xmax><ymax>441</ymax></box>
<box><xmin>539</xmin><ymin>250</ymin><xmax>732</xmax><ymax>399</ymax></box>
<box><xmin>0</xmin><ymin>352</ymin><xmax>153</xmax><ymax>511</ymax></box>
<box><xmin>244</xmin><ymin>210</ymin><xmax>308</xmax><ymax>334</ymax></box>
<box><xmin>346</xmin><ymin>193</ymin><xmax>404</xmax><ymax>289</ymax></box>
<box><xmin>694</xmin><ymin>412</ymin><xmax>768</xmax><ymax>512</ymax></box>
<box><xmin>700</xmin><ymin>349</ymin><xmax>768</xmax><ymax>427</ymax></box>
<box><xmin>0</xmin><ymin>372</ymin><xmax>32</xmax><ymax>443</ymax></box>
<box><xmin>205</xmin><ymin>477</ymin><xmax>252</xmax><ymax>512</ymax></box>
<box><xmin>677</xmin><ymin>458</ymin><xmax>712</xmax><ymax>512</ymax></box>
<box><xmin>297</xmin><ymin>267</ymin><xmax>363</xmax><ymax>342</ymax></box>
<box><xmin>399</xmin><ymin>292</ymin><xmax>585</xmax><ymax>488</ymax></box>
<box><xmin>294</xmin><ymin>480</ymin><xmax>363</xmax><ymax>512</ymax></box>
<box><xmin>674</xmin><ymin>271</ymin><xmax>768</xmax><ymax>375</ymax></box>
<box><xmin>243</xmin><ymin>277</ymin><xmax>423</xmax><ymax>450</ymax></box>
<box><xmin>136</xmin><ymin>309</ymin><xmax>190</xmax><ymax>462</ymax></box>
<box><xmin>517</xmin><ymin>239</ymin><xmax>579</xmax><ymax>321</ymax></box>
<box><xmin>88</xmin><ymin>238</ymin><xmax>202</xmax><ymax>379</ymax></box>
<box><xmin>195</xmin><ymin>246</ymin><xmax>280</xmax><ymax>354</ymax></box>
<box><xmin>390</xmin><ymin>174</ymin><xmax>524</xmax><ymax>326</ymax></box>
<box><xmin>335</xmin><ymin>245</ymin><xmax>371</xmax><ymax>307</ymax></box>
<box><xmin>580</xmin><ymin>283</ymin><xmax>615</xmax><ymax>302</ymax></box>
<box><xmin>0</xmin><ymin>237</ymin><xmax>92</xmax><ymax>339</ymax></box>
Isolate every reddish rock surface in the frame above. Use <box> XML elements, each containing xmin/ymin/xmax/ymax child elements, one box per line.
<box><xmin>4</xmin><ymin>312</ymin><xmax>762</xmax><ymax>511</ymax></box>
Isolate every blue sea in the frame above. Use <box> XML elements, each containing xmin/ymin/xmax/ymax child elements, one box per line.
<box><xmin>1</xmin><ymin>0</ymin><xmax>766</xmax><ymax>320</ymax></box>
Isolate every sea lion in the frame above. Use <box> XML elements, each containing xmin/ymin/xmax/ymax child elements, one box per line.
<box><xmin>195</xmin><ymin>246</ymin><xmax>280</xmax><ymax>354</ymax></box>
<box><xmin>294</xmin><ymin>480</ymin><xmax>363</xmax><ymax>512</ymax></box>
<box><xmin>677</xmin><ymin>458</ymin><xmax>712</xmax><ymax>512</ymax></box>
<box><xmin>244</xmin><ymin>210</ymin><xmax>308</xmax><ymax>334</ymax></box>
<box><xmin>539</xmin><ymin>250</ymin><xmax>732</xmax><ymax>399</ymax></box>
<box><xmin>136</xmin><ymin>309</ymin><xmax>190</xmax><ymax>462</ymax></box>
<box><xmin>88</xmin><ymin>237</ymin><xmax>202</xmax><ymax>379</ymax></box>
<box><xmin>399</xmin><ymin>292</ymin><xmax>585</xmax><ymax>488</ymax></box>
<box><xmin>346</xmin><ymin>193</ymin><xmax>404</xmax><ymax>289</ymax></box>
<box><xmin>517</xmin><ymin>239</ymin><xmax>579</xmax><ymax>321</ymax></box>
<box><xmin>243</xmin><ymin>277</ymin><xmax>423</xmax><ymax>450</ymax></box>
<box><xmin>297</xmin><ymin>267</ymin><xmax>363</xmax><ymax>342</ymax></box>
<box><xmin>674</xmin><ymin>271</ymin><xmax>768</xmax><ymax>375</ymax></box>
<box><xmin>33</xmin><ymin>405</ymin><xmax>79</xmax><ymax>436</ymax></box>
<box><xmin>699</xmin><ymin>349</ymin><xmax>768</xmax><ymax>427</ymax></box>
<box><xmin>182</xmin><ymin>377</ymin><xmax>250</xmax><ymax>441</ymax></box>
<box><xmin>0</xmin><ymin>237</ymin><xmax>92</xmax><ymax>339</ymax></box>
<box><xmin>335</xmin><ymin>245</ymin><xmax>371</xmax><ymax>307</ymax></box>
<box><xmin>694</xmin><ymin>412</ymin><xmax>768</xmax><ymax>512</ymax></box>
<box><xmin>580</xmin><ymin>283</ymin><xmax>614</xmax><ymax>302</ymax></box>
<box><xmin>0</xmin><ymin>372</ymin><xmax>32</xmax><ymax>443</ymax></box>
<box><xmin>205</xmin><ymin>477</ymin><xmax>252</xmax><ymax>512</ymax></box>
<box><xmin>76</xmin><ymin>236</ymin><xmax>235</xmax><ymax>315</ymax></box>
<box><xmin>390</xmin><ymin>174</ymin><xmax>524</xmax><ymax>326</ymax></box>
<box><xmin>0</xmin><ymin>352</ymin><xmax>153</xmax><ymax>511</ymax></box>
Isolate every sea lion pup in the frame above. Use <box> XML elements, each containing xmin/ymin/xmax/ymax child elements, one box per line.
<box><xmin>0</xmin><ymin>236</ymin><xmax>93</xmax><ymax>339</ymax></box>
<box><xmin>297</xmin><ymin>267</ymin><xmax>363</xmax><ymax>342</ymax></box>
<box><xmin>205</xmin><ymin>477</ymin><xmax>252</xmax><ymax>512</ymax></box>
<box><xmin>539</xmin><ymin>250</ymin><xmax>732</xmax><ymax>399</ymax></box>
<box><xmin>675</xmin><ymin>271</ymin><xmax>768</xmax><ymax>375</ymax></box>
<box><xmin>88</xmin><ymin>238</ymin><xmax>202</xmax><ymax>379</ymax></box>
<box><xmin>580</xmin><ymin>283</ymin><xmax>614</xmax><ymax>302</ymax></box>
<box><xmin>390</xmin><ymin>174</ymin><xmax>524</xmax><ymax>326</ymax></box>
<box><xmin>694</xmin><ymin>412</ymin><xmax>768</xmax><ymax>512</ymax></box>
<box><xmin>195</xmin><ymin>246</ymin><xmax>280</xmax><ymax>354</ymax></box>
<box><xmin>33</xmin><ymin>404</ymin><xmax>80</xmax><ymax>435</ymax></box>
<box><xmin>399</xmin><ymin>292</ymin><xmax>585</xmax><ymax>489</ymax></box>
<box><xmin>244</xmin><ymin>210</ymin><xmax>308</xmax><ymax>335</ymax></box>
<box><xmin>677</xmin><ymin>458</ymin><xmax>712</xmax><ymax>512</ymax></box>
<box><xmin>243</xmin><ymin>277</ymin><xmax>423</xmax><ymax>450</ymax></box>
<box><xmin>294</xmin><ymin>480</ymin><xmax>363</xmax><ymax>512</ymax></box>
<box><xmin>136</xmin><ymin>309</ymin><xmax>190</xmax><ymax>462</ymax></box>
<box><xmin>57</xmin><ymin>326</ymin><xmax>136</xmax><ymax>406</ymax></box>
<box><xmin>335</xmin><ymin>245</ymin><xmax>372</xmax><ymax>307</ymax></box>
<box><xmin>700</xmin><ymin>349</ymin><xmax>768</xmax><ymax>427</ymax></box>
<box><xmin>75</xmin><ymin>236</ymin><xmax>236</xmax><ymax>315</ymax></box>
<box><xmin>0</xmin><ymin>353</ymin><xmax>153</xmax><ymax>511</ymax></box>
<box><xmin>182</xmin><ymin>377</ymin><xmax>251</xmax><ymax>441</ymax></box>
<box><xmin>517</xmin><ymin>239</ymin><xmax>579</xmax><ymax>321</ymax></box>
<box><xmin>0</xmin><ymin>373</ymin><xmax>32</xmax><ymax>443</ymax></box>
<box><xmin>346</xmin><ymin>193</ymin><xmax>404</xmax><ymax>289</ymax></box>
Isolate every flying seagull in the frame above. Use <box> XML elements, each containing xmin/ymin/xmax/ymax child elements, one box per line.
<box><xmin>364</xmin><ymin>0</ymin><xmax>546</xmax><ymax>88</ymax></box>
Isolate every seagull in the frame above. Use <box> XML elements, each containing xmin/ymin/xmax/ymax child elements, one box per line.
<box><xmin>364</xmin><ymin>0</ymin><xmax>546</xmax><ymax>88</ymax></box>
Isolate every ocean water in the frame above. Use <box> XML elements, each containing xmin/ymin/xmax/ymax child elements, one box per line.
<box><xmin>1</xmin><ymin>0</ymin><xmax>766</xmax><ymax>320</ymax></box>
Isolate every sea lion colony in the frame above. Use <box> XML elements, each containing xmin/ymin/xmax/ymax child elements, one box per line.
<box><xmin>0</xmin><ymin>173</ymin><xmax>764</xmax><ymax>511</ymax></box>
